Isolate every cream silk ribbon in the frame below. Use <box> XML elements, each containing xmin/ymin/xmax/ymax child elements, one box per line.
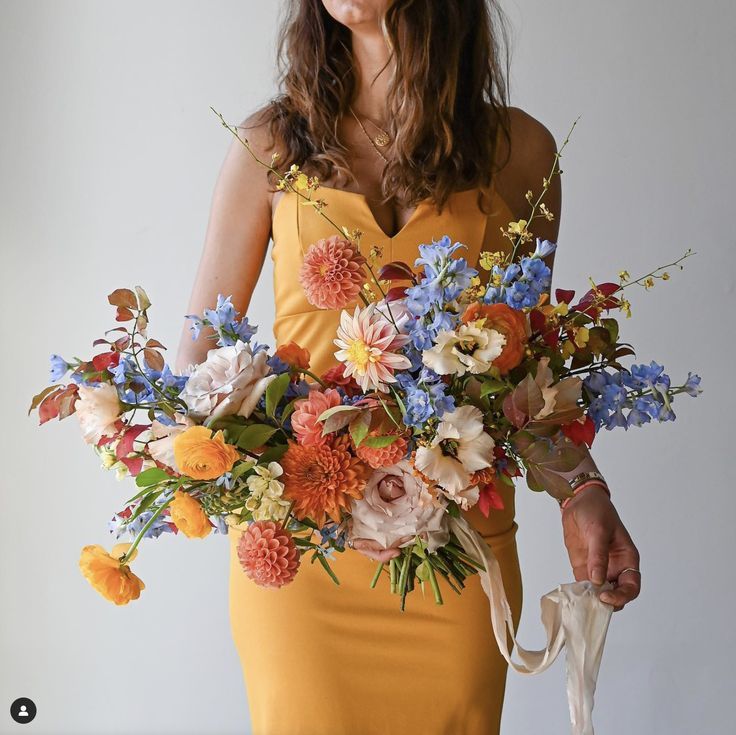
<box><xmin>448</xmin><ymin>515</ymin><xmax>615</xmax><ymax>735</ymax></box>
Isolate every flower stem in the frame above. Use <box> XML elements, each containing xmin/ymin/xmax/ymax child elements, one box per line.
<box><xmin>120</xmin><ymin>496</ymin><xmax>173</xmax><ymax>564</ymax></box>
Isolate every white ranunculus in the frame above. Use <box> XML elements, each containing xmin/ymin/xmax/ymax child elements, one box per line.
<box><xmin>147</xmin><ymin>413</ymin><xmax>195</xmax><ymax>472</ymax></box>
<box><xmin>422</xmin><ymin>324</ymin><xmax>507</xmax><ymax>376</ymax></box>
<box><xmin>76</xmin><ymin>383</ymin><xmax>122</xmax><ymax>445</ymax></box>
<box><xmin>414</xmin><ymin>405</ymin><xmax>494</xmax><ymax>506</ymax></box>
<box><xmin>178</xmin><ymin>341</ymin><xmax>277</xmax><ymax>424</ymax></box>
<box><xmin>349</xmin><ymin>459</ymin><xmax>450</xmax><ymax>553</ymax></box>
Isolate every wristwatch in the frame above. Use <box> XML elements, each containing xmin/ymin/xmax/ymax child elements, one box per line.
<box><xmin>557</xmin><ymin>471</ymin><xmax>610</xmax><ymax>508</ymax></box>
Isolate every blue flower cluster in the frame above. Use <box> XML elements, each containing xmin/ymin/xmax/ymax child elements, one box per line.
<box><xmin>405</xmin><ymin>236</ymin><xmax>476</xmax><ymax>350</ymax></box>
<box><xmin>108</xmin><ymin>497</ymin><xmax>176</xmax><ymax>541</ymax></box>
<box><xmin>483</xmin><ymin>239</ymin><xmax>555</xmax><ymax>310</ymax></box>
<box><xmin>583</xmin><ymin>361</ymin><xmax>702</xmax><ymax>431</ymax></box>
<box><xmin>396</xmin><ymin>368</ymin><xmax>455</xmax><ymax>428</ymax></box>
<box><xmin>109</xmin><ymin>356</ymin><xmax>188</xmax><ymax>424</ymax></box>
<box><xmin>186</xmin><ymin>294</ymin><xmax>257</xmax><ymax>347</ymax></box>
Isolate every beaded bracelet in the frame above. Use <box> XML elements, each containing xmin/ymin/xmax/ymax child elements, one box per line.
<box><xmin>559</xmin><ymin>479</ymin><xmax>611</xmax><ymax>511</ymax></box>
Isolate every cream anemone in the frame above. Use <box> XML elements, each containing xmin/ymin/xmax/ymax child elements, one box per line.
<box><xmin>422</xmin><ymin>321</ymin><xmax>507</xmax><ymax>376</ymax></box>
<box><xmin>414</xmin><ymin>405</ymin><xmax>495</xmax><ymax>505</ymax></box>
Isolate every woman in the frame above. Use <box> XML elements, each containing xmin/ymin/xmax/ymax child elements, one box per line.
<box><xmin>177</xmin><ymin>1</ymin><xmax>641</xmax><ymax>733</ymax></box>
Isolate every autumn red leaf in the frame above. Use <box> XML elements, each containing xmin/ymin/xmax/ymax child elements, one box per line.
<box><xmin>561</xmin><ymin>415</ymin><xmax>596</xmax><ymax>448</ymax></box>
<box><xmin>478</xmin><ymin>482</ymin><xmax>505</xmax><ymax>517</ymax></box>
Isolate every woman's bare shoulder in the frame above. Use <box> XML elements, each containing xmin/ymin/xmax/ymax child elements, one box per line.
<box><xmin>494</xmin><ymin>108</ymin><xmax>557</xmax><ymax>206</ymax></box>
<box><xmin>493</xmin><ymin>106</ymin><xmax>561</xmax><ymax>240</ymax></box>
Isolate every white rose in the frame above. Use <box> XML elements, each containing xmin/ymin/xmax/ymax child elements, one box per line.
<box><xmin>414</xmin><ymin>405</ymin><xmax>494</xmax><ymax>506</ymax></box>
<box><xmin>422</xmin><ymin>324</ymin><xmax>506</xmax><ymax>376</ymax></box>
<box><xmin>76</xmin><ymin>383</ymin><xmax>122</xmax><ymax>445</ymax></box>
<box><xmin>349</xmin><ymin>460</ymin><xmax>450</xmax><ymax>553</ymax></box>
<box><xmin>178</xmin><ymin>341</ymin><xmax>277</xmax><ymax>424</ymax></box>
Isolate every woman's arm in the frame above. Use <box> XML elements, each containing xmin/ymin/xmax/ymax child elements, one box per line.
<box><xmin>498</xmin><ymin>108</ymin><xmax>641</xmax><ymax>612</ymax></box>
<box><xmin>176</xmin><ymin>109</ymin><xmax>278</xmax><ymax>373</ymax></box>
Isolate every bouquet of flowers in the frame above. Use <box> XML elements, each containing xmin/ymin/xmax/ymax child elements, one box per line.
<box><xmin>31</xmin><ymin>114</ymin><xmax>702</xmax><ymax>612</ymax></box>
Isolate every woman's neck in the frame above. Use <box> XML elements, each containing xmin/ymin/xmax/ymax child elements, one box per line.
<box><xmin>349</xmin><ymin>29</ymin><xmax>392</xmax><ymax>123</ymax></box>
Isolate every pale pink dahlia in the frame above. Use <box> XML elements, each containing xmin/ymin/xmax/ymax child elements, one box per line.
<box><xmin>237</xmin><ymin>521</ymin><xmax>300</xmax><ymax>588</ymax></box>
<box><xmin>290</xmin><ymin>387</ymin><xmax>342</xmax><ymax>447</ymax></box>
<box><xmin>356</xmin><ymin>433</ymin><xmax>409</xmax><ymax>469</ymax></box>
<box><xmin>299</xmin><ymin>235</ymin><xmax>367</xmax><ymax>310</ymax></box>
<box><xmin>333</xmin><ymin>304</ymin><xmax>412</xmax><ymax>393</ymax></box>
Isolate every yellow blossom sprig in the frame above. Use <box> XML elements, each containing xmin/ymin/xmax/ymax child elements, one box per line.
<box><xmin>210</xmin><ymin>108</ymin><xmax>400</xmax><ymax>326</ymax></box>
<box><xmin>561</xmin><ymin>249</ymin><xmax>695</xmax><ymax>326</ymax></box>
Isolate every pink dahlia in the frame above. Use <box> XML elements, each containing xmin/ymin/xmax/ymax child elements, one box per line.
<box><xmin>237</xmin><ymin>520</ymin><xmax>300</xmax><ymax>588</ymax></box>
<box><xmin>356</xmin><ymin>433</ymin><xmax>409</xmax><ymax>469</ymax></box>
<box><xmin>291</xmin><ymin>387</ymin><xmax>342</xmax><ymax>447</ymax></box>
<box><xmin>333</xmin><ymin>304</ymin><xmax>412</xmax><ymax>393</ymax></box>
<box><xmin>299</xmin><ymin>235</ymin><xmax>367</xmax><ymax>310</ymax></box>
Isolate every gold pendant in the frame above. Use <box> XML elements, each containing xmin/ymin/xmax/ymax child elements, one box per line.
<box><xmin>374</xmin><ymin>132</ymin><xmax>390</xmax><ymax>147</ymax></box>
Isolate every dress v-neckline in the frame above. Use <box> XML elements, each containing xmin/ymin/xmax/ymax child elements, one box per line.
<box><xmin>304</xmin><ymin>185</ymin><xmax>481</xmax><ymax>241</ymax></box>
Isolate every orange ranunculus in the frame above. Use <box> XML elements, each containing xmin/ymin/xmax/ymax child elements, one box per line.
<box><xmin>79</xmin><ymin>543</ymin><xmax>145</xmax><ymax>605</ymax></box>
<box><xmin>275</xmin><ymin>340</ymin><xmax>311</xmax><ymax>370</ymax></box>
<box><xmin>461</xmin><ymin>302</ymin><xmax>529</xmax><ymax>374</ymax></box>
<box><xmin>168</xmin><ymin>490</ymin><xmax>212</xmax><ymax>539</ymax></box>
<box><xmin>173</xmin><ymin>425</ymin><xmax>240</xmax><ymax>480</ymax></box>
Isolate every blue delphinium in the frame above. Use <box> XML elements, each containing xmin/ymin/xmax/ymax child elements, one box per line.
<box><xmin>583</xmin><ymin>362</ymin><xmax>701</xmax><ymax>431</ymax></box>
<box><xmin>186</xmin><ymin>294</ymin><xmax>258</xmax><ymax>347</ymax></box>
<box><xmin>406</xmin><ymin>236</ymin><xmax>478</xmax><ymax>316</ymax></box>
<box><xmin>396</xmin><ymin>368</ymin><xmax>455</xmax><ymax>428</ymax></box>
<box><xmin>483</xmin><ymin>239</ymin><xmax>553</xmax><ymax>310</ymax></box>
<box><xmin>49</xmin><ymin>354</ymin><xmax>70</xmax><ymax>382</ymax></box>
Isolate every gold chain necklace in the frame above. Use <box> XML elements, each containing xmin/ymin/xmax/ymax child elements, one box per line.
<box><xmin>348</xmin><ymin>104</ymin><xmax>391</xmax><ymax>164</ymax></box>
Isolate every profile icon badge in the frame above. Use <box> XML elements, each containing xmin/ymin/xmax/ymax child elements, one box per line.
<box><xmin>10</xmin><ymin>698</ymin><xmax>37</xmax><ymax>724</ymax></box>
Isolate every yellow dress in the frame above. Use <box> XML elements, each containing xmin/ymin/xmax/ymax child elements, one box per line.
<box><xmin>229</xmin><ymin>183</ymin><xmax>523</xmax><ymax>735</ymax></box>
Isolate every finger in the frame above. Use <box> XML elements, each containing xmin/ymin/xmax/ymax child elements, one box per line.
<box><xmin>586</xmin><ymin>527</ymin><xmax>611</xmax><ymax>585</ymax></box>
<box><xmin>352</xmin><ymin>538</ymin><xmax>400</xmax><ymax>562</ymax></box>
<box><xmin>600</xmin><ymin>580</ymin><xmax>639</xmax><ymax>608</ymax></box>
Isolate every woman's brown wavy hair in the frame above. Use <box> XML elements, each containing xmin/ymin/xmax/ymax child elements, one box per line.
<box><xmin>250</xmin><ymin>0</ymin><xmax>511</xmax><ymax>215</ymax></box>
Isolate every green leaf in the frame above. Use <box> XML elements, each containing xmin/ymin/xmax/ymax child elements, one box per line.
<box><xmin>127</xmin><ymin>489</ymin><xmax>163</xmax><ymax>522</ymax></box>
<box><xmin>480</xmin><ymin>378</ymin><xmax>506</xmax><ymax>397</ymax></box>
<box><xmin>319</xmin><ymin>404</ymin><xmax>362</xmax><ymax>434</ymax></box>
<box><xmin>230</xmin><ymin>460</ymin><xmax>256</xmax><ymax>482</ymax></box>
<box><xmin>349</xmin><ymin>412</ymin><xmax>371</xmax><ymax>447</ymax></box>
<box><xmin>265</xmin><ymin>373</ymin><xmax>291</xmax><ymax>418</ymax></box>
<box><xmin>280</xmin><ymin>398</ymin><xmax>298</xmax><ymax>424</ymax></box>
<box><xmin>525</xmin><ymin>464</ymin><xmax>574</xmax><ymax>502</ymax></box>
<box><xmin>135</xmin><ymin>467</ymin><xmax>172</xmax><ymax>487</ymax></box>
<box><xmin>415</xmin><ymin>559</ymin><xmax>431</xmax><ymax>582</ymax></box>
<box><xmin>313</xmin><ymin>551</ymin><xmax>340</xmax><ymax>585</ymax></box>
<box><xmin>236</xmin><ymin>424</ymin><xmax>278</xmax><ymax>450</ymax></box>
<box><xmin>257</xmin><ymin>444</ymin><xmax>288</xmax><ymax>464</ymax></box>
<box><xmin>361</xmin><ymin>434</ymin><xmax>399</xmax><ymax>448</ymax></box>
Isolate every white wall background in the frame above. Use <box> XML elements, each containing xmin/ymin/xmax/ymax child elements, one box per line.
<box><xmin>1</xmin><ymin>1</ymin><xmax>733</xmax><ymax>733</ymax></box>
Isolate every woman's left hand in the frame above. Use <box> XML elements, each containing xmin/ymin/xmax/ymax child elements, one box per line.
<box><xmin>561</xmin><ymin>484</ymin><xmax>641</xmax><ymax>611</ymax></box>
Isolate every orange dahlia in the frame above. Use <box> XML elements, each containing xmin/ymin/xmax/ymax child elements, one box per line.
<box><xmin>355</xmin><ymin>432</ymin><xmax>409</xmax><ymax>469</ymax></box>
<box><xmin>280</xmin><ymin>434</ymin><xmax>370</xmax><ymax>526</ymax></box>
<box><xmin>237</xmin><ymin>520</ymin><xmax>300</xmax><ymax>588</ymax></box>
<box><xmin>299</xmin><ymin>235</ymin><xmax>367</xmax><ymax>310</ymax></box>
<box><xmin>461</xmin><ymin>302</ymin><xmax>529</xmax><ymax>374</ymax></box>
